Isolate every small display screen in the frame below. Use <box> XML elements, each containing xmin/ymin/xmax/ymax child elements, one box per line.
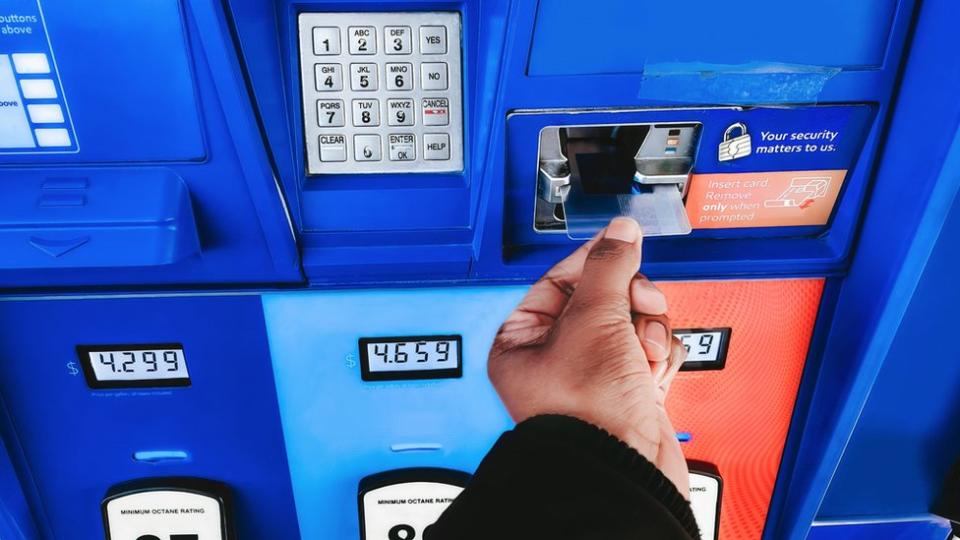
<box><xmin>77</xmin><ymin>344</ymin><xmax>190</xmax><ymax>388</ymax></box>
<box><xmin>359</xmin><ymin>335</ymin><xmax>462</xmax><ymax>381</ymax></box>
<box><xmin>674</xmin><ymin>328</ymin><xmax>731</xmax><ymax>371</ymax></box>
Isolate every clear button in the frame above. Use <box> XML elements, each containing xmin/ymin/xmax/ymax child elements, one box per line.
<box><xmin>319</xmin><ymin>134</ymin><xmax>347</xmax><ymax>161</ymax></box>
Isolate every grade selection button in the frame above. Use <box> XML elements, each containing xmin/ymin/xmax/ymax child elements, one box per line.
<box><xmin>384</xmin><ymin>26</ymin><xmax>412</xmax><ymax>54</ymax></box>
<box><xmin>315</xmin><ymin>64</ymin><xmax>343</xmax><ymax>91</ymax></box>
<box><xmin>419</xmin><ymin>26</ymin><xmax>447</xmax><ymax>54</ymax></box>
<box><xmin>355</xmin><ymin>134</ymin><xmax>382</xmax><ymax>161</ymax></box>
<box><xmin>388</xmin><ymin>133</ymin><xmax>416</xmax><ymax>161</ymax></box>
<box><xmin>348</xmin><ymin>26</ymin><xmax>376</xmax><ymax>55</ymax></box>
<box><xmin>312</xmin><ymin>27</ymin><xmax>341</xmax><ymax>55</ymax></box>
<box><xmin>317</xmin><ymin>99</ymin><xmax>345</xmax><ymax>127</ymax></box>
<box><xmin>12</xmin><ymin>53</ymin><xmax>50</xmax><ymax>74</ymax></box>
<box><xmin>421</xmin><ymin>97</ymin><xmax>449</xmax><ymax>126</ymax></box>
<box><xmin>387</xmin><ymin>98</ymin><xmax>415</xmax><ymax>126</ymax></box>
<box><xmin>319</xmin><ymin>134</ymin><xmax>347</xmax><ymax>161</ymax></box>
<box><xmin>423</xmin><ymin>133</ymin><xmax>450</xmax><ymax>160</ymax></box>
<box><xmin>385</xmin><ymin>63</ymin><xmax>413</xmax><ymax>91</ymax></box>
<box><xmin>420</xmin><ymin>63</ymin><xmax>448</xmax><ymax>90</ymax></box>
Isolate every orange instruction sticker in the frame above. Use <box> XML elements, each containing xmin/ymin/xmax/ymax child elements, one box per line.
<box><xmin>685</xmin><ymin>169</ymin><xmax>847</xmax><ymax>229</ymax></box>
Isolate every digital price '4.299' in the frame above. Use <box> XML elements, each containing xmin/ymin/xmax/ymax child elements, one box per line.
<box><xmin>77</xmin><ymin>344</ymin><xmax>190</xmax><ymax>389</ymax></box>
<box><xmin>359</xmin><ymin>335</ymin><xmax>462</xmax><ymax>381</ymax></box>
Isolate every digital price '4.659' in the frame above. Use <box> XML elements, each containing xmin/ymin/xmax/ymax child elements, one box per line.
<box><xmin>359</xmin><ymin>335</ymin><xmax>462</xmax><ymax>381</ymax></box>
<box><xmin>77</xmin><ymin>344</ymin><xmax>190</xmax><ymax>389</ymax></box>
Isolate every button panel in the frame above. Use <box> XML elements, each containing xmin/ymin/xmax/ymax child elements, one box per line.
<box><xmin>299</xmin><ymin>12</ymin><xmax>463</xmax><ymax>174</ymax></box>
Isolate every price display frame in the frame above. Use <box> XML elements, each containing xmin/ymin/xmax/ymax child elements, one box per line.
<box><xmin>674</xmin><ymin>328</ymin><xmax>732</xmax><ymax>371</ymax></box>
<box><xmin>76</xmin><ymin>343</ymin><xmax>190</xmax><ymax>389</ymax></box>
<box><xmin>359</xmin><ymin>335</ymin><xmax>463</xmax><ymax>382</ymax></box>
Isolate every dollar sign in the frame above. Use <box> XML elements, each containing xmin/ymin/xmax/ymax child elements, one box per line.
<box><xmin>66</xmin><ymin>362</ymin><xmax>79</xmax><ymax>376</ymax></box>
<box><xmin>345</xmin><ymin>354</ymin><xmax>357</xmax><ymax>368</ymax></box>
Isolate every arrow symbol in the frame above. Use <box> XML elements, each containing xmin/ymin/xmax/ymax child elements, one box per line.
<box><xmin>799</xmin><ymin>199</ymin><xmax>815</xmax><ymax>210</ymax></box>
<box><xmin>29</xmin><ymin>236</ymin><xmax>90</xmax><ymax>257</ymax></box>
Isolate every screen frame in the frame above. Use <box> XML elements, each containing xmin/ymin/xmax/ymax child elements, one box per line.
<box><xmin>76</xmin><ymin>343</ymin><xmax>191</xmax><ymax>389</ymax></box>
<box><xmin>675</xmin><ymin>327</ymin><xmax>732</xmax><ymax>371</ymax></box>
<box><xmin>358</xmin><ymin>335</ymin><xmax>463</xmax><ymax>381</ymax></box>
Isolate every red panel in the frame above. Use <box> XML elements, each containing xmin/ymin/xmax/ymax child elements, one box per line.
<box><xmin>659</xmin><ymin>279</ymin><xmax>824</xmax><ymax>540</ymax></box>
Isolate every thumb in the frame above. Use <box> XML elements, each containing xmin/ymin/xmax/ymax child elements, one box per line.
<box><xmin>562</xmin><ymin>217</ymin><xmax>643</xmax><ymax>324</ymax></box>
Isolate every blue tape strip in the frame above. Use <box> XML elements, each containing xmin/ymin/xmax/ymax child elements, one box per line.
<box><xmin>639</xmin><ymin>62</ymin><xmax>841</xmax><ymax>104</ymax></box>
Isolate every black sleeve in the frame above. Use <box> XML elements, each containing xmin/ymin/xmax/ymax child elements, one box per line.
<box><xmin>424</xmin><ymin>414</ymin><xmax>700</xmax><ymax>540</ymax></box>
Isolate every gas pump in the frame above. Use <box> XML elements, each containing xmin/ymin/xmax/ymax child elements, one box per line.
<box><xmin>1</xmin><ymin>0</ymin><xmax>959</xmax><ymax>539</ymax></box>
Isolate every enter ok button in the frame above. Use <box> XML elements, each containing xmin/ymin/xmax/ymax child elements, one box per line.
<box><xmin>423</xmin><ymin>133</ymin><xmax>450</xmax><ymax>160</ymax></box>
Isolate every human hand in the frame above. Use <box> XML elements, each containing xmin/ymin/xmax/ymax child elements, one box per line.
<box><xmin>488</xmin><ymin>217</ymin><xmax>690</xmax><ymax>496</ymax></box>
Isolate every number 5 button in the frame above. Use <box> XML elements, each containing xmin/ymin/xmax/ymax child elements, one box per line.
<box><xmin>350</xmin><ymin>63</ymin><xmax>378</xmax><ymax>91</ymax></box>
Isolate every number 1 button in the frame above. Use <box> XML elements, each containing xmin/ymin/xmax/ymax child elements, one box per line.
<box><xmin>312</xmin><ymin>27</ymin><xmax>340</xmax><ymax>55</ymax></box>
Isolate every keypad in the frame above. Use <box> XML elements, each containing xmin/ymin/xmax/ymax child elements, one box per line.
<box><xmin>298</xmin><ymin>12</ymin><xmax>463</xmax><ymax>174</ymax></box>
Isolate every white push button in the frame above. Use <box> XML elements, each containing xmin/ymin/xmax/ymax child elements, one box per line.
<box><xmin>348</xmin><ymin>26</ymin><xmax>377</xmax><ymax>55</ymax></box>
<box><xmin>312</xmin><ymin>27</ymin><xmax>341</xmax><ymax>55</ymax></box>
<box><xmin>352</xmin><ymin>99</ymin><xmax>380</xmax><ymax>126</ymax></box>
<box><xmin>12</xmin><ymin>53</ymin><xmax>50</xmax><ymax>74</ymax></box>
<box><xmin>384</xmin><ymin>26</ymin><xmax>412</xmax><ymax>54</ymax></box>
<box><xmin>423</xmin><ymin>133</ymin><xmax>450</xmax><ymax>160</ymax></box>
<box><xmin>316</xmin><ymin>99</ymin><xmax>345</xmax><ymax>127</ymax></box>
<box><xmin>319</xmin><ymin>134</ymin><xmax>347</xmax><ymax>161</ymax></box>
<box><xmin>385</xmin><ymin>63</ymin><xmax>413</xmax><ymax>91</ymax></box>
<box><xmin>419</xmin><ymin>26</ymin><xmax>447</xmax><ymax>54</ymax></box>
<box><xmin>388</xmin><ymin>133</ymin><xmax>416</xmax><ymax>161</ymax></box>
<box><xmin>27</xmin><ymin>104</ymin><xmax>64</xmax><ymax>124</ymax></box>
<box><xmin>421</xmin><ymin>97</ymin><xmax>449</xmax><ymax>126</ymax></box>
<box><xmin>420</xmin><ymin>63</ymin><xmax>448</xmax><ymax>90</ymax></box>
<box><xmin>387</xmin><ymin>98</ymin><xmax>414</xmax><ymax>126</ymax></box>
<box><xmin>350</xmin><ymin>63</ymin><xmax>378</xmax><ymax>91</ymax></box>
<box><xmin>315</xmin><ymin>64</ymin><xmax>343</xmax><ymax>91</ymax></box>
<box><xmin>355</xmin><ymin>134</ymin><xmax>382</xmax><ymax>161</ymax></box>
<box><xmin>34</xmin><ymin>128</ymin><xmax>71</xmax><ymax>147</ymax></box>
<box><xmin>19</xmin><ymin>79</ymin><xmax>57</xmax><ymax>99</ymax></box>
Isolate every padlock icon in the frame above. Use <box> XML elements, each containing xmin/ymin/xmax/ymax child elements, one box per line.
<box><xmin>718</xmin><ymin>122</ymin><xmax>752</xmax><ymax>162</ymax></box>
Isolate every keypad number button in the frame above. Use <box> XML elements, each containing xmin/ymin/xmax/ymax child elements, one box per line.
<box><xmin>314</xmin><ymin>64</ymin><xmax>343</xmax><ymax>92</ymax></box>
<box><xmin>420</xmin><ymin>62</ymin><xmax>448</xmax><ymax>91</ymax></box>
<box><xmin>350</xmin><ymin>63</ymin><xmax>379</xmax><ymax>91</ymax></box>
<box><xmin>312</xmin><ymin>27</ymin><xmax>341</xmax><ymax>55</ymax></box>
<box><xmin>387</xmin><ymin>99</ymin><xmax>415</xmax><ymax>126</ymax></box>
<box><xmin>421</xmin><ymin>97</ymin><xmax>449</xmax><ymax>126</ymax></box>
<box><xmin>388</xmin><ymin>133</ymin><xmax>416</xmax><ymax>161</ymax></box>
<box><xmin>384</xmin><ymin>26</ymin><xmax>412</xmax><ymax>55</ymax></box>
<box><xmin>354</xmin><ymin>134</ymin><xmax>382</xmax><ymax>161</ymax></box>
<box><xmin>317</xmin><ymin>99</ymin><xmax>345</xmax><ymax>127</ymax></box>
<box><xmin>419</xmin><ymin>26</ymin><xmax>447</xmax><ymax>54</ymax></box>
<box><xmin>385</xmin><ymin>63</ymin><xmax>414</xmax><ymax>91</ymax></box>
<box><xmin>348</xmin><ymin>26</ymin><xmax>377</xmax><ymax>55</ymax></box>
<box><xmin>352</xmin><ymin>99</ymin><xmax>381</xmax><ymax>127</ymax></box>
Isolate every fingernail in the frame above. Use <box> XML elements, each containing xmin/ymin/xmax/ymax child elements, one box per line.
<box><xmin>604</xmin><ymin>217</ymin><xmax>641</xmax><ymax>243</ymax></box>
<box><xmin>643</xmin><ymin>321</ymin><xmax>669</xmax><ymax>360</ymax></box>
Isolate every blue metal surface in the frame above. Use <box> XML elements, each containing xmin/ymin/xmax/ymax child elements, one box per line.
<box><xmin>0</xmin><ymin>295</ymin><xmax>300</xmax><ymax>539</ymax></box>
<box><xmin>527</xmin><ymin>0</ymin><xmax>899</xmax><ymax>76</ymax></box>
<box><xmin>0</xmin><ymin>0</ymin><xmax>301</xmax><ymax>288</ymax></box>
<box><xmin>808</xmin><ymin>519</ymin><xmax>951</xmax><ymax>540</ymax></box>
<box><xmin>262</xmin><ymin>287</ymin><xmax>522</xmax><ymax>538</ymax></box>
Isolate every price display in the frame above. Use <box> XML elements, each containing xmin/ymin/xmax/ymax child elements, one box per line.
<box><xmin>76</xmin><ymin>344</ymin><xmax>189</xmax><ymax>388</ymax></box>
<box><xmin>674</xmin><ymin>328</ymin><xmax>731</xmax><ymax>371</ymax></box>
<box><xmin>359</xmin><ymin>335</ymin><xmax>462</xmax><ymax>381</ymax></box>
